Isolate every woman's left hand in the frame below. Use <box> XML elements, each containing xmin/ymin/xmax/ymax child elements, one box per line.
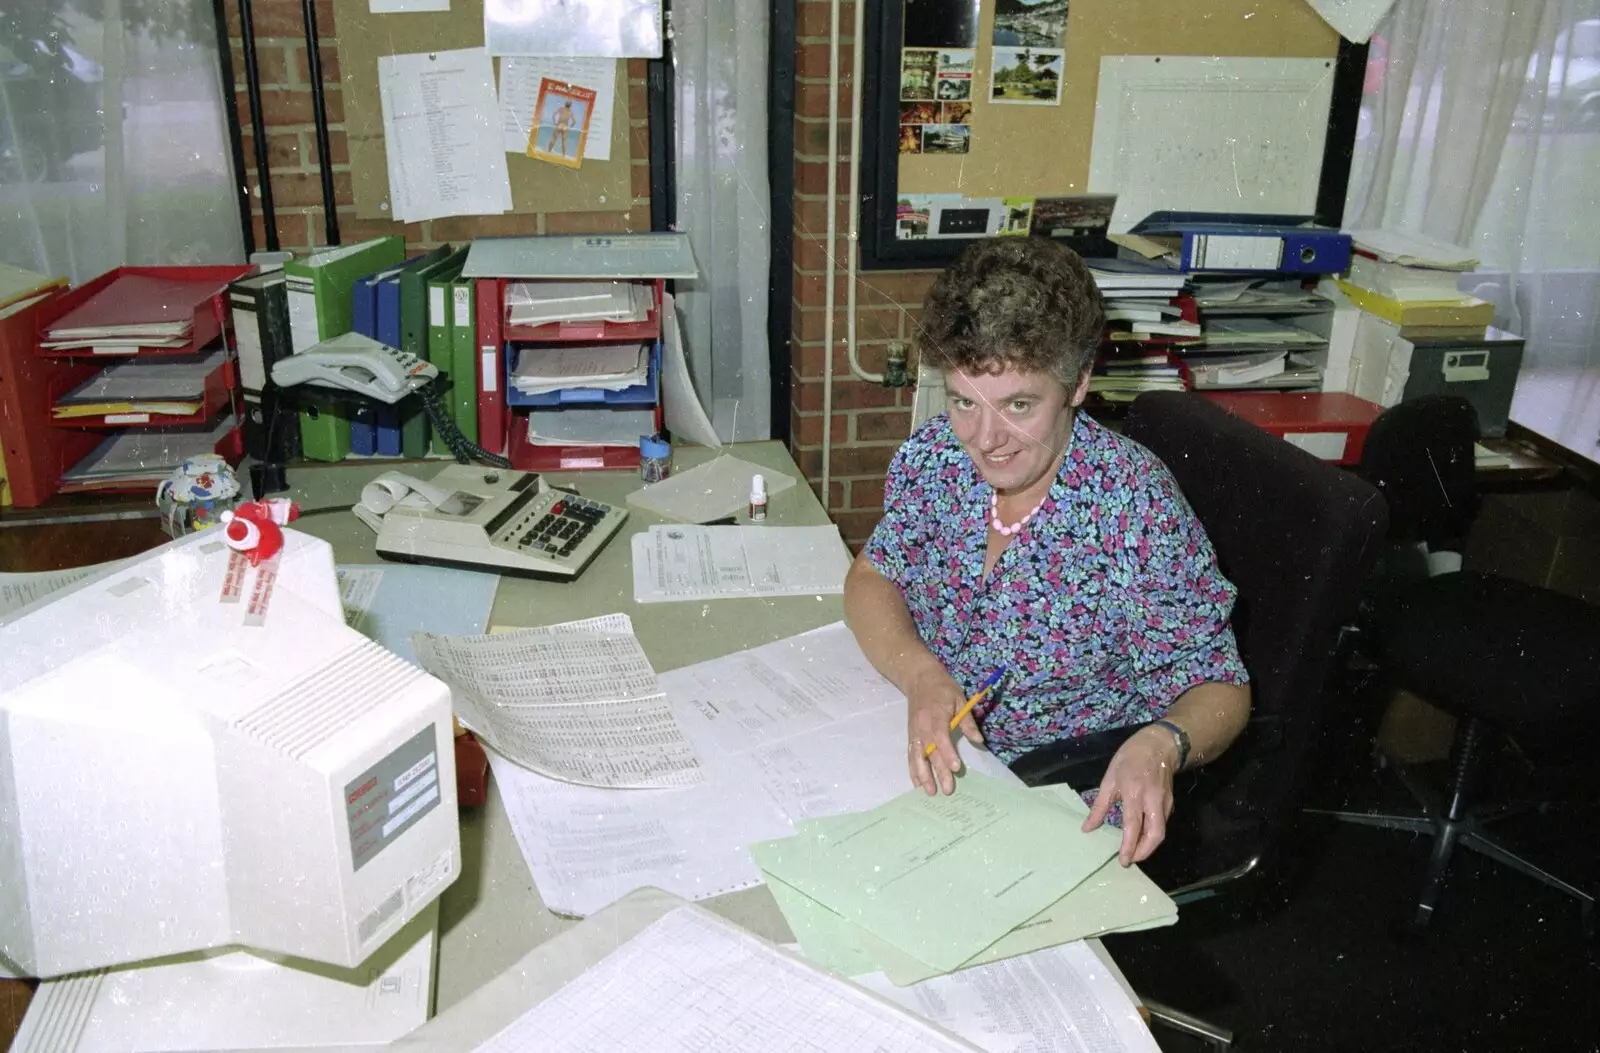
<box><xmin>1081</xmin><ymin>727</ymin><xmax>1180</xmax><ymax>866</ymax></box>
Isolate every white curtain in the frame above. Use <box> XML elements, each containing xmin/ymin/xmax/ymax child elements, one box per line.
<box><xmin>1345</xmin><ymin>0</ymin><xmax>1600</xmax><ymax>368</ymax></box>
<box><xmin>0</xmin><ymin>0</ymin><xmax>244</xmax><ymax>283</ymax></box>
<box><xmin>672</xmin><ymin>0</ymin><xmax>771</xmax><ymax>441</ymax></box>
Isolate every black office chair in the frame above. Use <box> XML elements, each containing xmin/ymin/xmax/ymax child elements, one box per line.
<box><xmin>1312</xmin><ymin>395</ymin><xmax>1600</xmax><ymax>935</ymax></box>
<box><xmin>1010</xmin><ymin>392</ymin><xmax>1388</xmax><ymax>1049</ymax></box>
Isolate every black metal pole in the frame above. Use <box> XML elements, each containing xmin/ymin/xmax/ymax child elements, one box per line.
<box><xmin>767</xmin><ymin>0</ymin><xmax>797</xmax><ymax>444</ymax></box>
<box><xmin>212</xmin><ymin>0</ymin><xmax>255</xmax><ymax>255</ymax></box>
<box><xmin>238</xmin><ymin>0</ymin><xmax>277</xmax><ymax>250</ymax></box>
<box><xmin>302</xmin><ymin>0</ymin><xmax>340</xmax><ymax>245</ymax></box>
<box><xmin>647</xmin><ymin>0</ymin><xmax>676</xmax><ymax>231</ymax></box>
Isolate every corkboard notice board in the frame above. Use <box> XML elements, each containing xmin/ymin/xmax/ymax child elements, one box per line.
<box><xmin>333</xmin><ymin>0</ymin><xmax>634</xmax><ymax>221</ymax></box>
<box><xmin>896</xmin><ymin>0</ymin><xmax>1340</xmax><ymax>198</ymax></box>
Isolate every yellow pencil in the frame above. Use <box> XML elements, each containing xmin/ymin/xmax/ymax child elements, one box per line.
<box><xmin>924</xmin><ymin>666</ymin><xmax>1006</xmax><ymax>758</ymax></box>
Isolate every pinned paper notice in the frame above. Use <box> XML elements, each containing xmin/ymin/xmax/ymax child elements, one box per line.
<box><xmin>370</xmin><ymin>0</ymin><xmax>449</xmax><ymax>12</ymax></box>
<box><xmin>377</xmin><ymin>47</ymin><xmax>511</xmax><ymax>223</ymax></box>
<box><xmin>500</xmin><ymin>57</ymin><xmax>615</xmax><ymax>160</ymax></box>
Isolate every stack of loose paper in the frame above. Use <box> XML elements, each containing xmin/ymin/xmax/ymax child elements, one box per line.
<box><xmin>52</xmin><ymin>350</ymin><xmax>219</xmax><ymax>419</ymax></box>
<box><xmin>41</xmin><ymin>274</ymin><xmax>222</xmax><ymax>351</ymax></box>
<box><xmin>1090</xmin><ymin>259</ymin><xmax>1188</xmax><ymax>300</ymax></box>
<box><xmin>752</xmin><ymin>775</ymin><xmax>1176</xmax><ymax>985</ymax></box>
<box><xmin>527</xmin><ymin>406</ymin><xmax>656</xmax><ymax>447</ymax></box>
<box><xmin>506</xmin><ymin>281</ymin><xmax>651</xmax><ymax>326</ymax></box>
<box><xmin>625</xmin><ymin>454</ymin><xmax>798</xmax><ymax>523</ymax></box>
<box><xmin>56</xmin><ymin>414</ymin><xmax>237</xmax><ymax>493</ymax></box>
<box><xmin>631</xmin><ymin>524</ymin><xmax>851</xmax><ymax>602</ymax></box>
<box><xmin>0</xmin><ymin>262</ymin><xmax>64</xmax><ymax>311</ymax></box>
<box><xmin>411</xmin><ymin>614</ymin><xmax>705</xmax><ymax>789</ymax></box>
<box><xmin>1193</xmin><ymin>279</ymin><xmax>1332</xmax><ymax>315</ymax></box>
<box><xmin>1190</xmin><ymin>317</ymin><xmax>1328</xmax><ymax>350</ymax></box>
<box><xmin>484</xmin><ymin>622</ymin><xmax>1020</xmax><ymax>916</ymax></box>
<box><xmin>510</xmin><ymin>343</ymin><xmax>648</xmax><ymax>394</ymax></box>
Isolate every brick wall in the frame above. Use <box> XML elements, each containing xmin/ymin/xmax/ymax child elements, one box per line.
<box><xmin>790</xmin><ymin>0</ymin><xmax>938</xmax><ymax>549</ymax></box>
<box><xmin>223</xmin><ymin>0</ymin><xmax>651</xmax><ymax>256</ymax></box>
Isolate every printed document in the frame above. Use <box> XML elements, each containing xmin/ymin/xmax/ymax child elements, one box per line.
<box><xmin>472</xmin><ymin>907</ymin><xmax>980</xmax><ymax>1053</ymax></box>
<box><xmin>499</xmin><ymin>57</ymin><xmax>616</xmax><ymax>159</ymax></box>
<box><xmin>631</xmin><ymin>524</ymin><xmax>851</xmax><ymax>603</ymax></box>
<box><xmin>767</xmin><ymin>785</ymin><xmax>1174</xmax><ymax>985</ymax></box>
<box><xmin>858</xmin><ymin>940</ymin><xmax>1161</xmax><ymax>1053</ymax></box>
<box><xmin>413</xmin><ymin>614</ymin><xmax>704</xmax><ymax>789</ymax></box>
<box><xmin>378</xmin><ymin>48</ymin><xmax>511</xmax><ymax>223</ymax></box>
<box><xmin>0</xmin><ymin>558</ymin><xmax>132</xmax><ymax>621</ymax></box>
<box><xmin>487</xmin><ymin>622</ymin><xmax>1016</xmax><ymax>916</ymax></box>
<box><xmin>751</xmin><ymin>774</ymin><xmax>1118</xmax><ymax>973</ymax></box>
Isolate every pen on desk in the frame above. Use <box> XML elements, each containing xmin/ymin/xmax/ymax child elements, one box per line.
<box><xmin>924</xmin><ymin>666</ymin><xmax>1007</xmax><ymax>758</ymax></box>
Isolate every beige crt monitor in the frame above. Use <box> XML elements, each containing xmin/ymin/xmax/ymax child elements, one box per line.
<box><xmin>0</xmin><ymin>529</ymin><xmax>460</xmax><ymax>978</ymax></box>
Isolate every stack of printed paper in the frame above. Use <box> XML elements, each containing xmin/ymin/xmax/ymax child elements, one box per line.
<box><xmin>752</xmin><ymin>774</ymin><xmax>1177</xmax><ymax>984</ymax></box>
<box><xmin>510</xmin><ymin>343</ymin><xmax>648</xmax><ymax>394</ymax></box>
<box><xmin>411</xmin><ymin>614</ymin><xmax>704</xmax><ymax>789</ymax></box>
<box><xmin>505</xmin><ymin>280</ymin><xmax>652</xmax><ymax>325</ymax></box>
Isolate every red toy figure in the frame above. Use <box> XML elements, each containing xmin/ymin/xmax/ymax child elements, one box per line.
<box><xmin>219</xmin><ymin>499</ymin><xmax>302</xmax><ymax>566</ymax></box>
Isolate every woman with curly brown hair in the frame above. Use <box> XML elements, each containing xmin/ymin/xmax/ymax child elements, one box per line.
<box><xmin>843</xmin><ymin>236</ymin><xmax>1252</xmax><ymax>867</ymax></box>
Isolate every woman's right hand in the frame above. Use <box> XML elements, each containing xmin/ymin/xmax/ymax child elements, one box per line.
<box><xmin>906</xmin><ymin>668</ymin><xmax>984</xmax><ymax>796</ymax></box>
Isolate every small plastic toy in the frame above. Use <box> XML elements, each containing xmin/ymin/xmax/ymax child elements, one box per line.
<box><xmin>219</xmin><ymin>499</ymin><xmax>302</xmax><ymax>566</ymax></box>
<box><xmin>154</xmin><ymin>456</ymin><xmax>243</xmax><ymax>538</ymax></box>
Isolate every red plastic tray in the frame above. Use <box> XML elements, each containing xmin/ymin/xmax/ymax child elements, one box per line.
<box><xmin>49</xmin><ymin>356</ymin><xmax>235</xmax><ymax>429</ymax></box>
<box><xmin>503</xmin><ymin>278</ymin><xmax>663</xmax><ymax>343</ymax></box>
<box><xmin>35</xmin><ymin>265</ymin><xmax>252</xmax><ymax>359</ymax></box>
<box><xmin>505</xmin><ymin>404</ymin><xmax>662</xmax><ymax>473</ymax></box>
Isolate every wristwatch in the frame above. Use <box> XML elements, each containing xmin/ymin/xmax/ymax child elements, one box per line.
<box><xmin>1151</xmin><ymin>719</ymin><xmax>1191</xmax><ymax>771</ymax></box>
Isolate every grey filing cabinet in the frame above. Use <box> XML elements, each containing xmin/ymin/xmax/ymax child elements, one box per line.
<box><xmin>1399</xmin><ymin>328</ymin><xmax>1525</xmax><ymax>437</ymax></box>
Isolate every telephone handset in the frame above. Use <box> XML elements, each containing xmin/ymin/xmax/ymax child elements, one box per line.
<box><xmin>271</xmin><ymin>332</ymin><xmax>439</xmax><ymax>404</ymax></box>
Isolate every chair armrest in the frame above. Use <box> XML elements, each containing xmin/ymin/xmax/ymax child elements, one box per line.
<box><xmin>1008</xmin><ymin>725</ymin><xmax>1142</xmax><ymax>788</ymax></box>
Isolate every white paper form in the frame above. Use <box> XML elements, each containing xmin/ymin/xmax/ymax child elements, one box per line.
<box><xmin>473</xmin><ymin>908</ymin><xmax>981</xmax><ymax>1053</ymax></box>
<box><xmin>371</xmin><ymin>0</ymin><xmax>449</xmax><ymax>12</ymax></box>
<box><xmin>499</xmin><ymin>57</ymin><xmax>616</xmax><ymax>159</ymax></box>
<box><xmin>1087</xmin><ymin>57</ymin><xmax>1336</xmax><ymax>234</ymax></box>
<box><xmin>378</xmin><ymin>48</ymin><xmax>512</xmax><ymax>224</ymax></box>
<box><xmin>857</xmin><ymin>941</ymin><xmax>1161</xmax><ymax>1053</ymax></box>
<box><xmin>1307</xmin><ymin>0</ymin><xmax>1399</xmax><ymax>43</ymax></box>
<box><xmin>486</xmin><ymin>623</ymin><xmax>1017</xmax><ymax>915</ymax></box>
<box><xmin>631</xmin><ymin>525</ymin><xmax>850</xmax><ymax>603</ymax></box>
<box><xmin>487</xmin><ymin>748</ymin><xmax>788</xmax><ymax>914</ymax></box>
<box><xmin>413</xmin><ymin>615</ymin><xmax>705</xmax><ymax>789</ymax></box>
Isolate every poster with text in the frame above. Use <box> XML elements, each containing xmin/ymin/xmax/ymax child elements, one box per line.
<box><xmin>529</xmin><ymin>79</ymin><xmax>595</xmax><ymax>168</ymax></box>
<box><xmin>991</xmin><ymin>47</ymin><xmax>1064</xmax><ymax>105</ymax></box>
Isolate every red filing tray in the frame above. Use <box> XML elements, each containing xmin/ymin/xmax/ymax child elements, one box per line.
<box><xmin>1200</xmin><ymin>391</ymin><xmax>1383</xmax><ymax>466</ymax></box>
<box><xmin>0</xmin><ymin>288</ymin><xmax>103</xmax><ymax>506</ymax></box>
<box><xmin>502</xmin><ymin>278</ymin><xmax>663</xmax><ymax>343</ymax></box>
<box><xmin>505</xmin><ymin>404</ymin><xmax>663</xmax><ymax>473</ymax></box>
<box><xmin>48</xmin><ymin>356</ymin><xmax>236</xmax><ymax>430</ymax></box>
<box><xmin>35</xmin><ymin>265</ymin><xmax>252</xmax><ymax>359</ymax></box>
<box><xmin>54</xmin><ymin>422</ymin><xmax>244</xmax><ymax>495</ymax></box>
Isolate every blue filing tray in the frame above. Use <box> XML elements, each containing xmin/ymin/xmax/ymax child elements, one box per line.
<box><xmin>504</xmin><ymin>340</ymin><xmax>661</xmax><ymax>408</ymax></box>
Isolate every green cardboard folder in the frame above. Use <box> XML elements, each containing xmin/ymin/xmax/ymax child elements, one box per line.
<box><xmin>282</xmin><ymin>236</ymin><xmax>405</xmax><ymax>462</ymax></box>
<box><xmin>398</xmin><ymin>246</ymin><xmax>464</xmax><ymax>458</ymax></box>
<box><xmin>448</xmin><ymin>276</ymin><xmax>478</xmax><ymax>445</ymax></box>
<box><xmin>425</xmin><ymin>255</ymin><xmax>469</xmax><ymax>456</ymax></box>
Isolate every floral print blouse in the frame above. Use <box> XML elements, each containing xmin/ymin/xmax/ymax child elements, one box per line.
<box><xmin>863</xmin><ymin>411</ymin><xmax>1249</xmax><ymax>765</ymax></box>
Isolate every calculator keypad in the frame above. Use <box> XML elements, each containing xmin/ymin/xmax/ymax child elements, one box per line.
<box><xmin>506</xmin><ymin>496</ymin><xmax>614</xmax><ymax>560</ymax></box>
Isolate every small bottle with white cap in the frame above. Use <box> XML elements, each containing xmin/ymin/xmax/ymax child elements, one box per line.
<box><xmin>748</xmin><ymin>473</ymin><xmax>768</xmax><ymax>521</ymax></box>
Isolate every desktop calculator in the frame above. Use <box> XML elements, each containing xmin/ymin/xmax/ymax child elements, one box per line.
<box><xmin>374</xmin><ymin>464</ymin><xmax>627</xmax><ymax>581</ymax></box>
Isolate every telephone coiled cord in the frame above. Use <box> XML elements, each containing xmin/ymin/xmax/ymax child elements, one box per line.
<box><xmin>419</xmin><ymin>380</ymin><xmax>511</xmax><ymax>469</ymax></box>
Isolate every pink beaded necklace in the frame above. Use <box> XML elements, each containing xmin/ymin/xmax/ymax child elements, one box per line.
<box><xmin>987</xmin><ymin>426</ymin><xmax>1074</xmax><ymax>537</ymax></box>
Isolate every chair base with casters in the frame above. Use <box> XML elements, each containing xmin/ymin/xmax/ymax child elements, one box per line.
<box><xmin>1310</xmin><ymin>716</ymin><xmax>1596</xmax><ymax>936</ymax></box>
<box><xmin>1314</xmin><ymin>569</ymin><xmax>1600</xmax><ymax>936</ymax></box>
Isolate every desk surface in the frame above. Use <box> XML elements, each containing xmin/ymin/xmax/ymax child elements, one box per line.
<box><xmin>1509</xmin><ymin>366</ymin><xmax>1600</xmax><ymax>476</ymax></box>
<box><xmin>0</xmin><ymin>442</ymin><xmax>1140</xmax><ymax>1042</ymax></box>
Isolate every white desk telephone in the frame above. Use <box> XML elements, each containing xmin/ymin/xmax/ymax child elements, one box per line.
<box><xmin>359</xmin><ymin>463</ymin><xmax>628</xmax><ymax>581</ymax></box>
<box><xmin>272</xmin><ymin>332</ymin><xmax>438</xmax><ymax>404</ymax></box>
